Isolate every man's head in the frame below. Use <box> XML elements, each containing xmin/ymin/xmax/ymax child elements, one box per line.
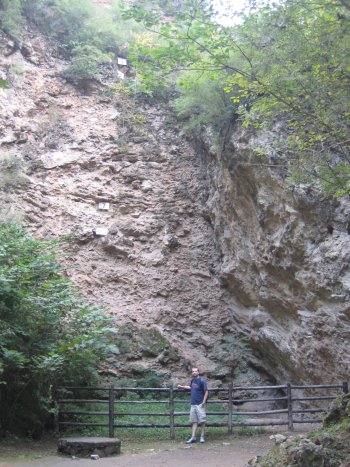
<box><xmin>192</xmin><ymin>368</ymin><xmax>200</xmax><ymax>378</ymax></box>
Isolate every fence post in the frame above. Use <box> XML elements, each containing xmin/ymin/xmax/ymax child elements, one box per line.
<box><xmin>108</xmin><ymin>385</ymin><xmax>115</xmax><ymax>438</ymax></box>
<box><xmin>52</xmin><ymin>386</ymin><xmax>59</xmax><ymax>434</ymax></box>
<box><xmin>169</xmin><ymin>384</ymin><xmax>175</xmax><ymax>440</ymax></box>
<box><xmin>342</xmin><ymin>381</ymin><xmax>349</xmax><ymax>394</ymax></box>
<box><xmin>287</xmin><ymin>383</ymin><xmax>293</xmax><ymax>431</ymax></box>
<box><xmin>228</xmin><ymin>382</ymin><xmax>233</xmax><ymax>435</ymax></box>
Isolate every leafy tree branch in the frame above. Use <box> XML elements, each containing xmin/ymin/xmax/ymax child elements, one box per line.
<box><xmin>124</xmin><ymin>0</ymin><xmax>350</xmax><ymax>196</ymax></box>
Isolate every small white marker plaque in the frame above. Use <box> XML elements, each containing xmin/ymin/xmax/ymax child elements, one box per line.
<box><xmin>117</xmin><ymin>57</ymin><xmax>127</xmax><ymax>66</ymax></box>
<box><xmin>95</xmin><ymin>227</ymin><xmax>109</xmax><ymax>236</ymax></box>
<box><xmin>98</xmin><ymin>202</ymin><xmax>110</xmax><ymax>211</ymax></box>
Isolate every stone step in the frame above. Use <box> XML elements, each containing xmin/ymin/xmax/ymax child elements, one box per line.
<box><xmin>58</xmin><ymin>437</ymin><xmax>121</xmax><ymax>458</ymax></box>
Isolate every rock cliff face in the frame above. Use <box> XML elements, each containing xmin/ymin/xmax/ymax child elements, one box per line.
<box><xmin>0</xmin><ymin>30</ymin><xmax>235</xmax><ymax>383</ymax></box>
<box><xmin>199</xmin><ymin>127</ymin><xmax>350</xmax><ymax>384</ymax></box>
<box><xmin>1</xmin><ymin>28</ymin><xmax>349</xmax><ymax>386</ymax></box>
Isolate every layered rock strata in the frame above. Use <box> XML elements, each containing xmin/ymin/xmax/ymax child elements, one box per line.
<box><xmin>0</xmin><ymin>31</ymin><xmax>235</xmax><ymax>382</ymax></box>
<box><xmin>1</xmin><ymin>28</ymin><xmax>350</xmax><ymax>386</ymax></box>
<box><xmin>200</xmin><ymin>126</ymin><xmax>350</xmax><ymax>384</ymax></box>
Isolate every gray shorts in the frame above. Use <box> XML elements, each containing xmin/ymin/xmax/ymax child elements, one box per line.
<box><xmin>189</xmin><ymin>404</ymin><xmax>206</xmax><ymax>424</ymax></box>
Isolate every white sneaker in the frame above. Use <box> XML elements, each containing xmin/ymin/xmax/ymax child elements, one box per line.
<box><xmin>200</xmin><ymin>437</ymin><xmax>205</xmax><ymax>443</ymax></box>
<box><xmin>186</xmin><ymin>437</ymin><xmax>196</xmax><ymax>444</ymax></box>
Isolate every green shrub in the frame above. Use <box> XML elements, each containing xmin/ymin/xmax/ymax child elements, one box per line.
<box><xmin>72</xmin><ymin>2</ymin><xmax>141</xmax><ymax>53</ymax></box>
<box><xmin>0</xmin><ymin>223</ymin><xmax>118</xmax><ymax>437</ymax></box>
<box><xmin>1</xmin><ymin>0</ymin><xmax>143</xmax><ymax>91</ymax></box>
<box><xmin>23</xmin><ymin>0</ymin><xmax>95</xmax><ymax>46</ymax></box>
<box><xmin>130</xmin><ymin>368</ymin><xmax>169</xmax><ymax>389</ymax></box>
<box><xmin>7</xmin><ymin>0</ymin><xmax>143</xmax><ymax>88</ymax></box>
<box><xmin>172</xmin><ymin>71</ymin><xmax>237</xmax><ymax>139</ymax></box>
<box><xmin>0</xmin><ymin>0</ymin><xmax>24</xmax><ymax>37</ymax></box>
<box><xmin>22</xmin><ymin>0</ymin><xmax>141</xmax><ymax>55</ymax></box>
<box><xmin>63</xmin><ymin>45</ymin><xmax>112</xmax><ymax>81</ymax></box>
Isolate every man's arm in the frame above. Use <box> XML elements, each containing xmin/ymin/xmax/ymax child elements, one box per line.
<box><xmin>201</xmin><ymin>389</ymin><xmax>209</xmax><ymax>406</ymax></box>
<box><xmin>177</xmin><ymin>384</ymin><xmax>191</xmax><ymax>390</ymax></box>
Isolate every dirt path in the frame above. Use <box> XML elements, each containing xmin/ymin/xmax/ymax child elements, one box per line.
<box><xmin>1</xmin><ymin>425</ymin><xmax>320</xmax><ymax>467</ymax></box>
<box><xmin>0</xmin><ymin>434</ymin><xmax>275</xmax><ymax>467</ymax></box>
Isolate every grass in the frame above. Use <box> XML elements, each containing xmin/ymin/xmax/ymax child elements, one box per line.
<box><xmin>59</xmin><ymin>394</ymin><xmax>264</xmax><ymax>442</ymax></box>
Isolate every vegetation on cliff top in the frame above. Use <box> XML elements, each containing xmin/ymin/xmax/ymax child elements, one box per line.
<box><xmin>0</xmin><ymin>0</ymin><xmax>141</xmax><ymax>80</ymax></box>
<box><xmin>2</xmin><ymin>0</ymin><xmax>349</xmax><ymax>196</ymax></box>
<box><xmin>124</xmin><ymin>0</ymin><xmax>350</xmax><ymax>198</ymax></box>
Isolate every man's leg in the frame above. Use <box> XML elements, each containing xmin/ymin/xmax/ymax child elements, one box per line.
<box><xmin>199</xmin><ymin>405</ymin><xmax>206</xmax><ymax>443</ymax></box>
<box><xmin>191</xmin><ymin>422</ymin><xmax>198</xmax><ymax>439</ymax></box>
<box><xmin>186</xmin><ymin>407</ymin><xmax>197</xmax><ymax>443</ymax></box>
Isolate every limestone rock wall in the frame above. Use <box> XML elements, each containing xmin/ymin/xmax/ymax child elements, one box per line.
<box><xmin>1</xmin><ymin>27</ymin><xmax>350</xmax><ymax>386</ymax></box>
<box><xmin>0</xmin><ymin>31</ymin><xmax>236</xmax><ymax>383</ymax></box>
<box><xmin>200</xmin><ymin>126</ymin><xmax>350</xmax><ymax>384</ymax></box>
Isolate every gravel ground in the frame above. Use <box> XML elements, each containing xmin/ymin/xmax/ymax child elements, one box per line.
<box><xmin>0</xmin><ymin>425</ymin><xmax>319</xmax><ymax>467</ymax></box>
<box><xmin>1</xmin><ymin>435</ymin><xmax>273</xmax><ymax>467</ymax></box>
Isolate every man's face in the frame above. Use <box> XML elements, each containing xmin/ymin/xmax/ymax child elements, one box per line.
<box><xmin>192</xmin><ymin>368</ymin><xmax>199</xmax><ymax>378</ymax></box>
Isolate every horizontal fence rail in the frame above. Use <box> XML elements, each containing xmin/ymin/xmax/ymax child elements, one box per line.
<box><xmin>56</xmin><ymin>382</ymin><xmax>349</xmax><ymax>439</ymax></box>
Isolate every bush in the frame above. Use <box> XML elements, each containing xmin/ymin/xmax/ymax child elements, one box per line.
<box><xmin>112</xmin><ymin>368</ymin><xmax>169</xmax><ymax>390</ymax></box>
<box><xmin>22</xmin><ymin>0</ymin><xmax>141</xmax><ymax>55</ymax></box>
<box><xmin>0</xmin><ymin>223</ymin><xmax>117</xmax><ymax>437</ymax></box>
<box><xmin>63</xmin><ymin>45</ymin><xmax>112</xmax><ymax>81</ymax></box>
<box><xmin>23</xmin><ymin>0</ymin><xmax>95</xmax><ymax>46</ymax></box>
<box><xmin>0</xmin><ymin>0</ymin><xmax>24</xmax><ymax>37</ymax></box>
<box><xmin>172</xmin><ymin>71</ymin><xmax>237</xmax><ymax>140</ymax></box>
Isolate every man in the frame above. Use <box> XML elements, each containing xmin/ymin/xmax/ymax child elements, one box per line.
<box><xmin>178</xmin><ymin>367</ymin><xmax>208</xmax><ymax>444</ymax></box>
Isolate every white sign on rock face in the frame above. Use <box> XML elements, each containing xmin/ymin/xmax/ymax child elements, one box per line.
<box><xmin>95</xmin><ymin>227</ymin><xmax>109</xmax><ymax>236</ymax></box>
<box><xmin>117</xmin><ymin>57</ymin><xmax>127</xmax><ymax>66</ymax></box>
<box><xmin>98</xmin><ymin>202</ymin><xmax>110</xmax><ymax>211</ymax></box>
<box><xmin>117</xmin><ymin>70</ymin><xmax>125</xmax><ymax>80</ymax></box>
<box><xmin>141</xmin><ymin>180</ymin><xmax>152</xmax><ymax>192</ymax></box>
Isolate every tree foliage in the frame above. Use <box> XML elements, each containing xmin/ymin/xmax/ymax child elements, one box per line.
<box><xmin>0</xmin><ymin>223</ymin><xmax>117</xmax><ymax>437</ymax></box>
<box><xmin>172</xmin><ymin>70</ymin><xmax>236</xmax><ymax>138</ymax></box>
<box><xmin>124</xmin><ymin>0</ymin><xmax>350</xmax><ymax>197</ymax></box>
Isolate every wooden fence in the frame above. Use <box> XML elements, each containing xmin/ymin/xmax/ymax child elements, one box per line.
<box><xmin>57</xmin><ymin>382</ymin><xmax>349</xmax><ymax>439</ymax></box>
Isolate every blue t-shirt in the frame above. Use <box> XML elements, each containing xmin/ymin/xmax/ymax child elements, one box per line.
<box><xmin>190</xmin><ymin>377</ymin><xmax>208</xmax><ymax>405</ymax></box>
